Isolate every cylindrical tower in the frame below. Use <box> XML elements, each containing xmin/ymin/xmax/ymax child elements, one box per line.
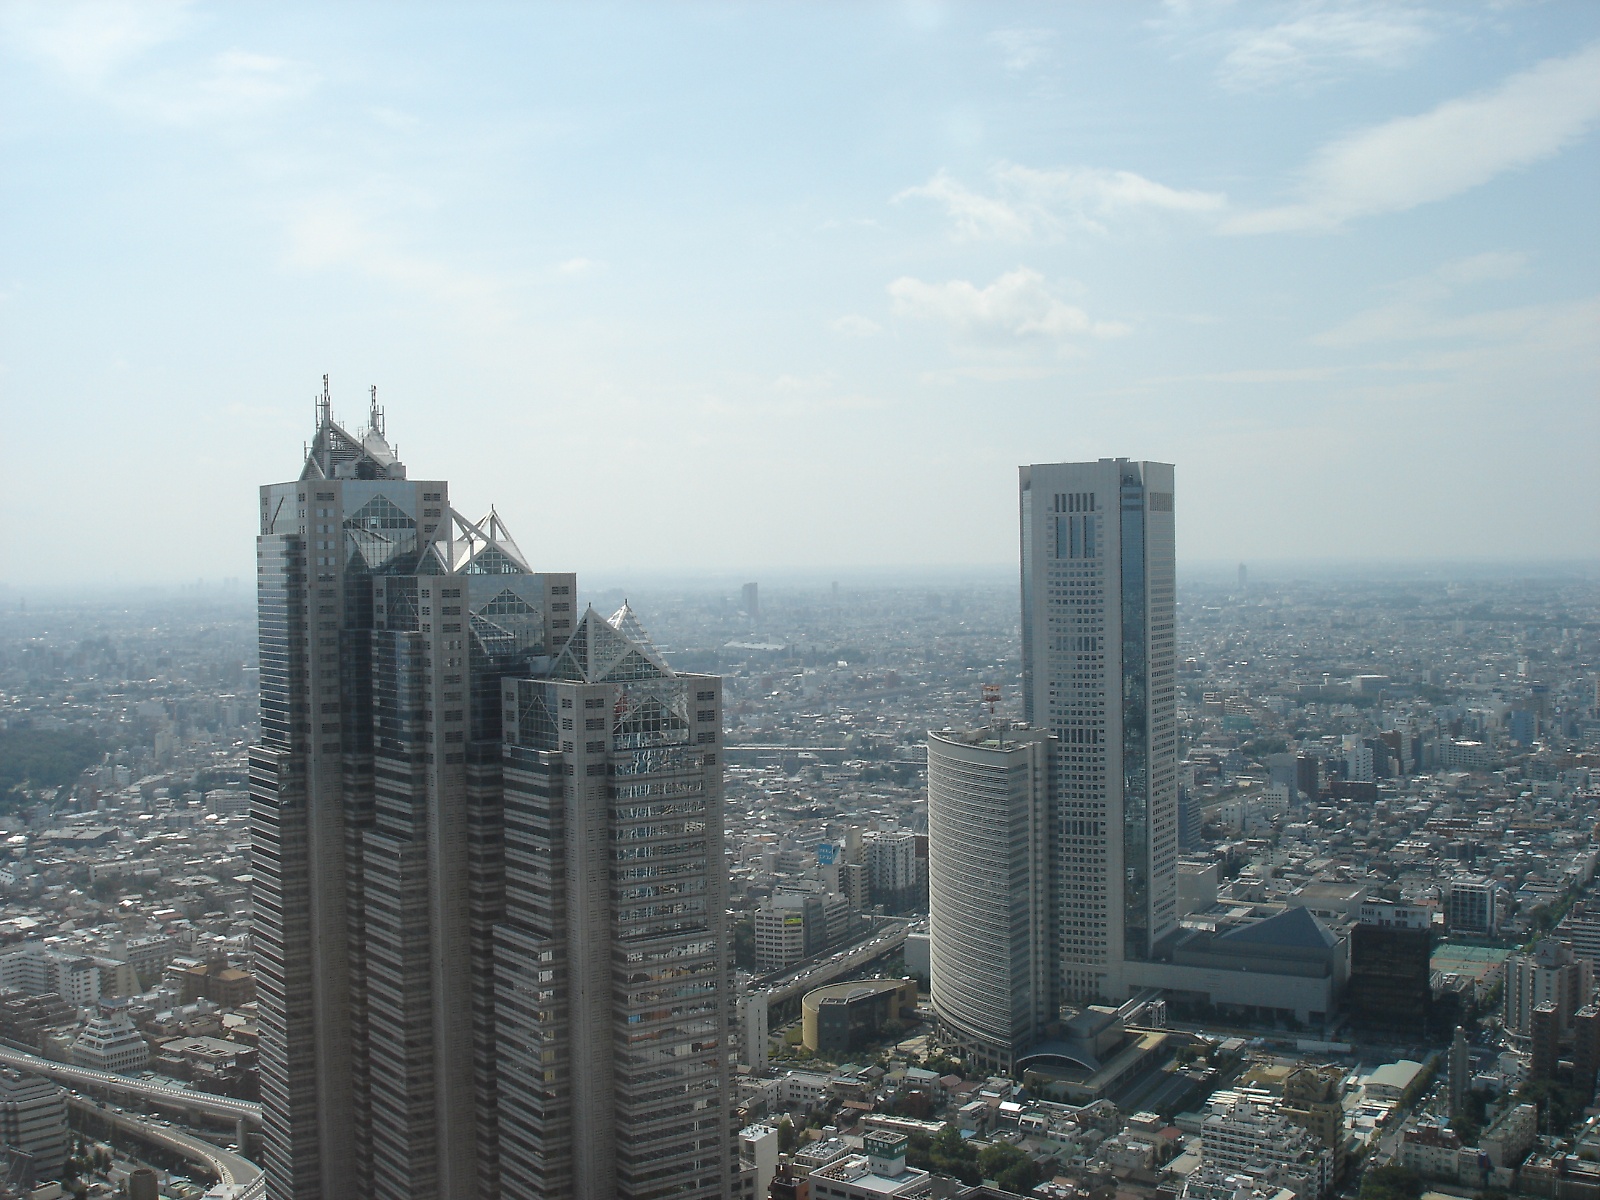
<box><xmin>926</xmin><ymin>726</ymin><xmax>1052</xmax><ymax>1076</ymax></box>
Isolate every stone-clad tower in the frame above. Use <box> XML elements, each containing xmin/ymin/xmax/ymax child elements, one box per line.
<box><xmin>1018</xmin><ymin>459</ymin><xmax>1178</xmax><ymax>1004</ymax></box>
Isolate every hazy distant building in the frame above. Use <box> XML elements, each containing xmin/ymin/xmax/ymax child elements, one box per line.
<box><xmin>926</xmin><ymin>726</ymin><xmax>1052</xmax><ymax>1075</ymax></box>
<box><xmin>253</xmin><ymin>388</ymin><xmax>730</xmax><ymax>1200</ymax></box>
<box><xmin>1019</xmin><ymin>459</ymin><xmax>1177</xmax><ymax>1002</ymax></box>
<box><xmin>741</xmin><ymin>581</ymin><xmax>760</xmax><ymax>625</ymax></box>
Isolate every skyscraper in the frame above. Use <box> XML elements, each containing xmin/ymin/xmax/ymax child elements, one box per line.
<box><xmin>926</xmin><ymin>727</ymin><xmax>1052</xmax><ymax>1075</ymax></box>
<box><xmin>1018</xmin><ymin>459</ymin><xmax>1178</xmax><ymax>1003</ymax></box>
<box><xmin>252</xmin><ymin>384</ymin><xmax>731</xmax><ymax>1200</ymax></box>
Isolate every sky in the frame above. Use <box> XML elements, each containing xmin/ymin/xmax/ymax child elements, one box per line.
<box><xmin>1</xmin><ymin>1</ymin><xmax>1597</xmax><ymax>589</ymax></box>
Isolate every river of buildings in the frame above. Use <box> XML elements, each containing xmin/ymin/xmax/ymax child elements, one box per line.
<box><xmin>0</xmin><ymin>566</ymin><xmax>1596</xmax><ymax>1199</ymax></box>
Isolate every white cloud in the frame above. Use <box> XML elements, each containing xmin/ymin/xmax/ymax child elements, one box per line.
<box><xmin>1313</xmin><ymin>251</ymin><xmax>1532</xmax><ymax>346</ymax></box>
<box><xmin>2</xmin><ymin>0</ymin><xmax>315</xmax><ymax>124</ymax></box>
<box><xmin>1224</xmin><ymin>42</ymin><xmax>1600</xmax><ymax>233</ymax></box>
<box><xmin>556</xmin><ymin>257</ymin><xmax>596</xmax><ymax>277</ymax></box>
<box><xmin>284</xmin><ymin>199</ymin><xmax>511</xmax><ymax>324</ymax></box>
<box><xmin>1218</xmin><ymin>5</ymin><xmax>1437</xmax><ymax>92</ymax></box>
<box><xmin>989</xmin><ymin>27</ymin><xmax>1057</xmax><ymax>74</ymax></box>
<box><xmin>888</xmin><ymin>268</ymin><xmax>1130</xmax><ymax>342</ymax></box>
<box><xmin>898</xmin><ymin>163</ymin><xmax>1225</xmax><ymax>240</ymax></box>
<box><xmin>1</xmin><ymin>0</ymin><xmax>193</xmax><ymax>85</ymax></box>
<box><xmin>830</xmin><ymin>314</ymin><xmax>882</xmax><ymax>338</ymax></box>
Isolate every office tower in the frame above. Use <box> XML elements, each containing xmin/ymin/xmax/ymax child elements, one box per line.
<box><xmin>1345</xmin><ymin>903</ymin><xmax>1433</xmax><ymax>1034</ymax></box>
<box><xmin>0</xmin><ymin>1068</ymin><xmax>68</xmax><ymax>1187</ymax></box>
<box><xmin>1019</xmin><ymin>460</ymin><xmax>1177</xmax><ymax>1002</ymax></box>
<box><xmin>864</xmin><ymin>831</ymin><xmax>918</xmax><ymax>913</ymax></box>
<box><xmin>1504</xmin><ymin>938</ymin><xmax>1593</xmax><ymax>1038</ymax></box>
<box><xmin>252</xmin><ymin>385</ymin><xmax>731</xmax><ymax>1200</ymax></box>
<box><xmin>495</xmin><ymin>609</ymin><xmax>731</xmax><ymax>1200</ymax></box>
<box><xmin>741</xmin><ymin>581</ymin><xmax>760</xmax><ymax>625</ymax></box>
<box><xmin>926</xmin><ymin>727</ymin><xmax>1052</xmax><ymax>1076</ymax></box>
<box><xmin>1448</xmin><ymin>1026</ymin><xmax>1471</xmax><ymax>1116</ymax></box>
<box><xmin>1531</xmin><ymin>1002</ymin><xmax>1560</xmax><ymax>1080</ymax></box>
<box><xmin>1574</xmin><ymin>1005</ymin><xmax>1600</xmax><ymax>1104</ymax></box>
<box><xmin>1444</xmin><ymin>876</ymin><xmax>1498</xmax><ymax>936</ymax></box>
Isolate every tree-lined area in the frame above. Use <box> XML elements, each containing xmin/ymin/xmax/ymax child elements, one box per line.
<box><xmin>0</xmin><ymin>727</ymin><xmax>101</xmax><ymax>809</ymax></box>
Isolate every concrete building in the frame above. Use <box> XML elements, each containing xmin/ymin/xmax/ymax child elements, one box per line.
<box><xmin>0</xmin><ymin>1068</ymin><xmax>68</xmax><ymax>1186</ymax></box>
<box><xmin>253</xmin><ymin>393</ymin><xmax>730</xmax><ymax>1200</ymax></box>
<box><xmin>806</xmin><ymin>1131</ymin><xmax>931</xmax><ymax>1200</ymax></box>
<box><xmin>1575</xmin><ymin>1004</ymin><xmax>1600</xmax><ymax>1103</ymax></box>
<box><xmin>1445</xmin><ymin>877</ymin><xmax>1499</xmax><ymax>936</ymax></box>
<box><xmin>1200</xmin><ymin>1096</ymin><xmax>1332</xmax><ymax>1199</ymax></box>
<box><xmin>1505</xmin><ymin>939</ymin><xmax>1593</xmax><ymax>1038</ymax></box>
<box><xmin>1532</xmin><ymin>1002</ymin><xmax>1561</xmax><ymax>1080</ymax></box>
<box><xmin>865</xmin><ymin>832</ymin><xmax>918</xmax><ymax>913</ymax></box>
<box><xmin>1556</xmin><ymin>902</ymin><xmax>1600</xmax><ymax>970</ymax></box>
<box><xmin>1280</xmin><ymin>1064</ymin><xmax>1348</xmax><ymax>1181</ymax></box>
<box><xmin>1398</xmin><ymin>1126</ymin><xmax>1468</xmax><ymax>1183</ymax></box>
<box><xmin>1449</xmin><ymin>1026</ymin><xmax>1471</xmax><ymax>1116</ymax></box>
<box><xmin>70</xmin><ymin>1003</ymin><xmax>149</xmax><ymax>1073</ymax></box>
<box><xmin>801</xmin><ymin>979</ymin><xmax>918</xmax><ymax>1056</ymax></box>
<box><xmin>737</xmin><ymin>1123</ymin><xmax>779</xmax><ymax>1200</ymax></box>
<box><xmin>1019</xmin><ymin>459</ymin><xmax>1178</xmax><ymax>1004</ymax></box>
<box><xmin>1482</xmin><ymin>1101</ymin><xmax>1537</xmax><ymax>1170</ymax></box>
<box><xmin>926</xmin><ymin>726</ymin><xmax>1052</xmax><ymax>1075</ymax></box>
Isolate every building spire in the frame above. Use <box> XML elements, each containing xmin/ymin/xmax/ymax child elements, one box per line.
<box><xmin>369</xmin><ymin>384</ymin><xmax>384</xmax><ymax>438</ymax></box>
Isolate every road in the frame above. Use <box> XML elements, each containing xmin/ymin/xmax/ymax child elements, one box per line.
<box><xmin>753</xmin><ymin>920</ymin><xmax>914</xmax><ymax>1006</ymax></box>
<box><xmin>70</xmin><ymin>1095</ymin><xmax>262</xmax><ymax>1190</ymax></box>
<box><xmin>0</xmin><ymin>1043</ymin><xmax>261</xmax><ymax>1126</ymax></box>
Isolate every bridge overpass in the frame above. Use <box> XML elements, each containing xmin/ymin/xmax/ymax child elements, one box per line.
<box><xmin>69</xmin><ymin>1095</ymin><xmax>261</xmax><ymax>1192</ymax></box>
<box><xmin>0</xmin><ymin>1044</ymin><xmax>261</xmax><ymax>1127</ymax></box>
<box><xmin>751</xmin><ymin>919</ymin><xmax>914</xmax><ymax>1008</ymax></box>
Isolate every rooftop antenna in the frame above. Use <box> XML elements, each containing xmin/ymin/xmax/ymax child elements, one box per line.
<box><xmin>982</xmin><ymin>683</ymin><xmax>1003</xmax><ymax>745</ymax></box>
<box><xmin>369</xmin><ymin>384</ymin><xmax>384</xmax><ymax>438</ymax></box>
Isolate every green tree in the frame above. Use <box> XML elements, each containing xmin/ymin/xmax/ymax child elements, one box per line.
<box><xmin>732</xmin><ymin>914</ymin><xmax>755</xmax><ymax>971</ymax></box>
<box><xmin>0</xmin><ymin>728</ymin><xmax>101</xmax><ymax>809</ymax></box>
<box><xmin>776</xmin><ymin>1117</ymin><xmax>796</xmax><ymax>1154</ymax></box>
<box><xmin>928</xmin><ymin>1124</ymin><xmax>980</xmax><ymax>1185</ymax></box>
<box><xmin>1360</xmin><ymin>1163</ymin><xmax>1424</xmax><ymax>1200</ymax></box>
<box><xmin>979</xmin><ymin>1142</ymin><xmax>1036</xmax><ymax>1184</ymax></box>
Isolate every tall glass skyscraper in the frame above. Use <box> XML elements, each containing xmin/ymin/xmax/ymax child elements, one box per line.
<box><xmin>1018</xmin><ymin>459</ymin><xmax>1178</xmax><ymax>1004</ymax></box>
<box><xmin>252</xmin><ymin>385</ymin><xmax>731</xmax><ymax>1200</ymax></box>
<box><xmin>926</xmin><ymin>727</ymin><xmax>1052</xmax><ymax>1075</ymax></box>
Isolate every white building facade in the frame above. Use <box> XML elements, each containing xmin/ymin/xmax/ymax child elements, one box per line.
<box><xmin>1020</xmin><ymin>460</ymin><xmax>1178</xmax><ymax>1003</ymax></box>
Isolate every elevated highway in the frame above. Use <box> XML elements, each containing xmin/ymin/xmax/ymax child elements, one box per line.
<box><xmin>752</xmin><ymin>918</ymin><xmax>914</xmax><ymax>1008</ymax></box>
<box><xmin>0</xmin><ymin>1044</ymin><xmax>261</xmax><ymax>1127</ymax></box>
<box><xmin>69</xmin><ymin>1095</ymin><xmax>261</xmax><ymax>1190</ymax></box>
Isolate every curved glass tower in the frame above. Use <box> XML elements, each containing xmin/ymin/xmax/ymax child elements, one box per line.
<box><xmin>926</xmin><ymin>727</ymin><xmax>1052</xmax><ymax>1075</ymax></box>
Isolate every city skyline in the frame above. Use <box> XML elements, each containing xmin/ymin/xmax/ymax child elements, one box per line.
<box><xmin>3</xmin><ymin>2</ymin><xmax>1598</xmax><ymax>588</ymax></box>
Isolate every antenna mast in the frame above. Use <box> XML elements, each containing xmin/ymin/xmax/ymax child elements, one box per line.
<box><xmin>369</xmin><ymin>384</ymin><xmax>384</xmax><ymax>438</ymax></box>
<box><xmin>981</xmin><ymin>683</ymin><xmax>1003</xmax><ymax>745</ymax></box>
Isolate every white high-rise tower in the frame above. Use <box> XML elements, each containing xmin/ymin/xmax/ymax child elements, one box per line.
<box><xmin>1019</xmin><ymin>459</ymin><xmax>1178</xmax><ymax>1003</ymax></box>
